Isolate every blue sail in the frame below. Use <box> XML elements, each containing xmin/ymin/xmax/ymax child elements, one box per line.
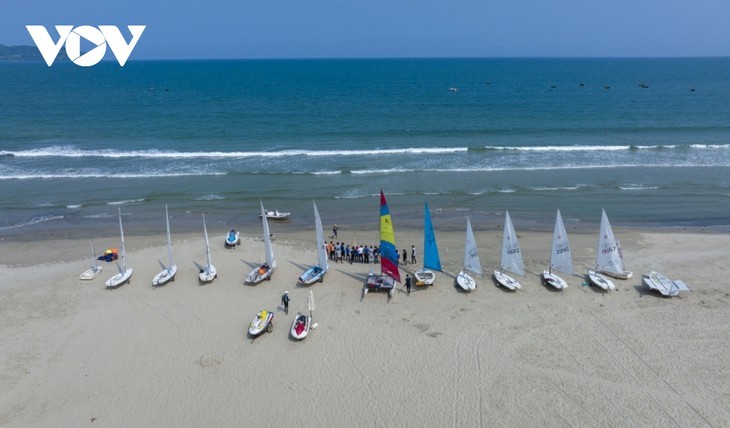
<box><xmin>423</xmin><ymin>202</ymin><xmax>442</xmax><ymax>271</ymax></box>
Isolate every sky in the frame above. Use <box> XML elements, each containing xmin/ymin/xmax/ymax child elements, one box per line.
<box><xmin>2</xmin><ymin>0</ymin><xmax>730</xmax><ymax>59</ymax></box>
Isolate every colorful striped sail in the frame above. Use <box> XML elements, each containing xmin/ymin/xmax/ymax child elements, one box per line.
<box><xmin>379</xmin><ymin>190</ymin><xmax>401</xmax><ymax>282</ymax></box>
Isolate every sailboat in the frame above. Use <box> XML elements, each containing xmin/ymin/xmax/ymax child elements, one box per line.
<box><xmin>246</xmin><ymin>200</ymin><xmax>276</xmax><ymax>284</ymax></box>
<box><xmin>105</xmin><ymin>208</ymin><xmax>133</xmax><ymax>288</ymax></box>
<box><xmin>541</xmin><ymin>209</ymin><xmax>572</xmax><ymax>290</ymax></box>
<box><xmin>493</xmin><ymin>210</ymin><xmax>524</xmax><ymax>290</ymax></box>
<box><xmin>594</xmin><ymin>208</ymin><xmax>633</xmax><ymax>280</ymax></box>
<box><xmin>414</xmin><ymin>202</ymin><xmax>441</xmax><ymax>286</ymax></box>
<box><xmin>298</xmin><ymin>200</ymin><xmax>329</xmax><ymax>285</ymax></box>
<box><xmin>198</xmin><ymin>213</ymin><xmax>217</xmax><ymax>283</ymax></box>
<box><xmin>455</xmin><ymin>217</ymin><xmax>481</xmax><ymax>291</ymax></box>
<box><xmin>364</xmin><ymin>190</ymin><xmax>400</xmax><ymax>297</ymax></box>
<box><xmin>152</xmin><ymin>205</ymin><xmax>177</xmax><ymax>286</ymax></box>
<box><xmin>80</xmin><ymin>239</ymin><xmax>102</xmax><ymax>280</ymax></box>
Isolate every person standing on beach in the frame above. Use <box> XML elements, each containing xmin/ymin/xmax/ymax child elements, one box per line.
<box><xmin>411</xmin><ymin>245</ymin><xmax>417</xmax><ymax>264</ymax></box>
<box><xmin>405</xmin><ymin>274</ymin><xmax>411</xmax><ymax>296</ymax></box>
<box><xmin>281</xmin><ymin>291</ymin><xmax>290</xmax><ymax>315</ymax></box>
<box><xmin>402</xmin><ymin>248</ymin><xmax>408</xmax><ymax>265</ymax></box>
<box><xmin>332</xmin><ymin>224</ymin><xmax>338</xmax><ymax>238</ymax></box>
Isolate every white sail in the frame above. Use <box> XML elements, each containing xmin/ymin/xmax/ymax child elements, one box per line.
<box><xmin>596</xmin><ymin>209</ymin><xmax>625</xmax><ymax>275</ymax></box>
<box><xmin>165</xmin><ymin>205</ymin><xmax>173</xmax><ymax>269</ymax></box>
<box><xmin>463</xmin><ymin>217</ymin><xmax>482</xmax><ymax>276</ymax></box>
<box><xmin>260</xmin><ymin>200</ymin><xmax>276</xmax><ymax>269</ymax></box>
<box><xmin>313</xmin><ymin>200</ymin><xmax>328</xmax><ymax>271</ymax></box>
<box><xmin>118</xmin><ymin>207</ymin><xmax>127</xmax><ymax>273</ymax></box>
<box><xmin>500</xmin><ymin>210</ymin><xmax>524</xmax><ymax>276</ymax></box>
<box><xmin>550</xmin><ymin>209</ymin><xmax>573</xmax><ymax>275</ymax></box>
<box><xmin>203</xmin><ymin>213</ymin><xmax>212</xmax><ymax>268</ymax></box>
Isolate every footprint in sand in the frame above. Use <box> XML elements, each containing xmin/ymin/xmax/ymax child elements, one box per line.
<box><xmin>198</xmin><ymin>354</ymin><xmax>223</xmax><ymax>368</ymax></box>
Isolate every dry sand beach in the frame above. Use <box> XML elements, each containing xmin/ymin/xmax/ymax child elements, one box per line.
<box><xmin>1</xmin><ymin>225</ymin><xmax>728</xmax><ymax>427</ymax></box>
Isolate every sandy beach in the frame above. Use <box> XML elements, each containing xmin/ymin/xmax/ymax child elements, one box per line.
<box><xmin>1</xmin><ymin>225</ymin><xmax>728</xmax><ymax>427</ymax></box>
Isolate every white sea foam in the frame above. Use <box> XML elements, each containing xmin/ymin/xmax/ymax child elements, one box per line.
<box><xmin>0</xmin><ymin>172</ymin><xmax>227</xmax><ymax>180</ymax></box>
<box><xmin>0</xmin><ymin>215</ymin><xmax>64</xmax><ymax>230</ymax></box>
<box><xmin>0</xmin><ymin>145</ymin><xmax>468</xmax><ymax>159</ymax></box>
<box><xmin>195</xmin><ymin>194</ymin><xmax>226</xmax><ymax>201</ymax></box>
<box><xmin>108</xmin><ymin>199</ymin><xmax>144</xmax><ymax>205</ymax></box>
<box><xmin>619</xmin><ymin>185</ymin><xmax>660</xmax><ymax>191</ymax></box>
<box><xmin>66</xmin><ymin>204</ymin><xmax>82</xmax><ymax>209</ymax></box>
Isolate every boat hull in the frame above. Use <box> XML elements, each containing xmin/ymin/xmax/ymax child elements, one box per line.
<box><xmin>153</xmin><ymin>265</ymin><xmax>177</xmax><ymax>286</ymax></box>
<box><xmin>106</xmin><ymin>268</ymin><xmax>133</xmax><ymax>288</ymax></box>
<box><xmin>414</xmin><ymin>269</ymin><xmax>435</xmax><ymax>286</ymax></box>
<box><xmin>80</xmin><ymin>266</ymin><xmax>102</xmax><ymax>280</ymax></box>
<box><xmin>199</xmin><ymin>265</ymin><xmax>217</xmax><ymax>283</ymax></box>
<box><xmin>455</xmin><ymin>270</ymin><xmax>476</xmax><ymax>291</ymax></box>
<box><xmin>493</xmin><ymin>270</ymin><xmax>521</xmax><ymax>290</ymax></box>
<box><xmin>246</xmin><ymin>264</ymin><xmax>273</xmax><ymax>284</ymax></box>
<box><xmin>290</xmin><ymin>314</ymin><xmax>310</xmax><ymax>340</ymax></box>
<box><xmin>642</xmin><ymin>271</ymin><xmax>690</xmax><ymax>297</ymax></box>
<box><xmin>259</xmin><ymin>210</ymin><xmax>291</xmax><ymax>220</ymax></box>
<box><xmin>298</xmin><ymin>266</ymin><xmax>325</xmax><ymax>285</ymax></box>
<box><xmin>364</xmin><ymin>273</ymin><xmax>395</xmax><ymax>297</ymax></box>
<box><xmin>541</xmin><ymin>271</ymin><xmax>568</xmax><ymax>290</ymax></box>
<box><xmin>248</xmin><ymin>310</ymin><xmax>274</xmax><ymax>337</ymax></box>
<box><xmin>597</xmin><ymin>269</ymin><xmax>633</xmax><ymax>280</ymax></box>
<box><xmin>587</xmin><ymin>269</ymin><xmax>615</xmax><ymax>290</ymax></box>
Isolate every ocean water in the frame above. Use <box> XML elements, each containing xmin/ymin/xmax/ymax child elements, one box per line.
<box><xmin>1</xmin><ymin>58</ymin><xmax>730</xmax><ymax>238</ymax></box>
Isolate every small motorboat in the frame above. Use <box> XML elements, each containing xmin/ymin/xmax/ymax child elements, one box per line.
<box><xmin>290</xmin><ymin>313</ymin><xmax>310</xmax><ymax>340</ymax></box>
<box><xmin>259</xmin><ymin>210</ymin><xmax>290</xmax><ymax>220</ymax></box>
<box><xmin>225</xmin><ymin>229</ymin><xmax>241</xmax><ymax>248</ymax></box>
<box><xmin>248</xmin><ymin>310</ymin><xmax>274</xmax><ymax>337</ymax></box>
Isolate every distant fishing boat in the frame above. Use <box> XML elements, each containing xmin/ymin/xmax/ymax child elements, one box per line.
<box><xmin>105</xmin><ymin>208</ymin><xmax>133</xmax><ymax>288</ymax></box>
<box><xmin>298</xmin><ymin>200</ymin><xmax>328</xmax><ymax>285</ymax></box>
<box><xmin>493</xmin><ymin>210</ymin><xmax>524</xmax><ymax>291</ymax></box>
<box><xmin>79</xmin><ymin>239</ymin><xmax>102</xmax><ymax>280</ymax></box>
<box><xmin>414</xmin><ymin>202</ymin><xmax>441</xmax><ymax>286</ymax></box>
<box><xmin>541</xmin><ymin>209</ymin><xmax>572</xmax><ymax>290</ymax></box>
<box><xmin>364</xmin><ymin>190</ymin><xmax>400</xmax><ymax>297</ymax></box>
<box><xmin>455</xmin><ymin>217</ymin><xmax>481</xmax><ymax>291</ymax></box>
<box><xmin>152</xmin><ymin>205</ymin><xmax>177</xmax><ymax>286</ymax></box>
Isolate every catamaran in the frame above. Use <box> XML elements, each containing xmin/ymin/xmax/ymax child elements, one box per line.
<box><xmin>642</xmin><ymin>271</ymin><xmax>691</xmax><ymax>297</ymax></box>
<box><xmin>198</xmin><ymin>213</ymin><xmax>217</xmax><ymax>283</ymax></box>
<box><xmin>105</xmin><ymin>207</ymin><xmax>133</xmax><ymax>288</ymax></box>
<box><xmin>152</xmin><ymin>205</ymin><xmax>177</xmax><ymax>286</ymax></box>
<box><xmin>298</xmin><ymin>200</ymin><xmax>329</xmax><ymax>285</ymax></box>
<box><xmin>541</xmin><ymin>209</ymin><xmax>572</xmax><ymax>290</ymax></box>
<box><xmin>493</xmin><ymin>210</ymin><xmax>524</xmax><ymax>291</ymax></box>
<box><xmin>414</xmin><ymin>202</ymin><xmax>441</xmax><ymax>286</ymax></box>
<box><xmin>364</xmin><ymin>190</ymin><xmax>400</xmax><ymax>297</ymax></box>
<box><xmin>594</xmin><ymin>209</ymin><xmax>633</xmax><ymax>280</ymax></box>
<box><xmin>456</xmin><ymin>217</ymin><xmax>481</xmax><ymax>291</ymax></box>
<box><xmin>80</xmin><ymin>239</ymin><xmax>102</xmax><ymax>280</ymax></box>
<box><xmin>246</xmin><ymin>200</ymin><xmax>276</xmax><ymax>284</ymax></box>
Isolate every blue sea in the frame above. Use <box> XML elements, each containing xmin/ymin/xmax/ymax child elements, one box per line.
<box><xmin>1</xmin><ymin>58</ymin><xmax>730</xmax><ymax>238</ymax></box>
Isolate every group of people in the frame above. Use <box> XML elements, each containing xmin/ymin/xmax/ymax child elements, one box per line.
<box><xmin>326</xmin><ymin>241</ymin><xmax>380</xmax><ymax>264</ymax></box>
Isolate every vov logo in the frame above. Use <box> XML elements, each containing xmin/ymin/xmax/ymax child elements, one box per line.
<box><xmin>26</xmin><ymin>25</ymin><xmax>146</xmax><ymax>67</ymax></box>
